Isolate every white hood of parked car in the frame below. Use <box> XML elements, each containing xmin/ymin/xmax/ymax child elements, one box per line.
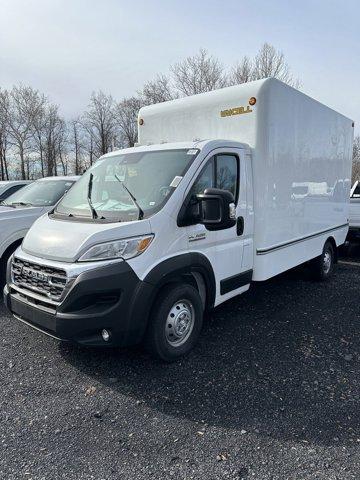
<box><xmin>0</xmin><ymin>206</ymin><xmax>46</xmax><ymax>251</ymax></box>
<box><xmin>0</xmin><ymin>205</ymin><xmax>45</xmax><ymax>218</ymax></box>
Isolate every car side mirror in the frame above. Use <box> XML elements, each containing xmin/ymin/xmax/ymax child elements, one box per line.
<box><xmin>196</xmin><ymin>188</ymin><xmax>236</xmax><ymax>230</ymax></box>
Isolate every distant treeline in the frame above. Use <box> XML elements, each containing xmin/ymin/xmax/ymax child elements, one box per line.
<box><xmin>0</xmin><ymin>43</ymin><xmax>357</xmax><ymax>182</ymax></box>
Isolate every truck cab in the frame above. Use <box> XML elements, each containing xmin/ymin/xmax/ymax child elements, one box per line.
<box><xmin>4</xmin><ymin>141</ymin><xmax>253</xmax><ymax>360</ymax></box>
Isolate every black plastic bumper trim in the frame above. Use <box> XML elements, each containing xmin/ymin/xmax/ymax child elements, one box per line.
<box><xmin>4</xmin><ymin>261</ymin><xmax>155</xmax><ymax>347</ymax></box>
<box><xmin>220</xmin><ymin>269</ymin><xmax>253</xmax><ymax>295</ymax></box>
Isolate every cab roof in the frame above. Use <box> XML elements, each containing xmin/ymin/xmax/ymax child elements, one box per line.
<box><xmin>101</xmin><ymin>139</ymin><xmax>249</xmax><ymax>160</ymax></box>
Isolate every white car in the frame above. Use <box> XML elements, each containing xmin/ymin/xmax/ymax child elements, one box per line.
<box><xmin>348</xmin><ymin>181</ymin><xmax>360</xmax><ymax>241</ymax></box>
<box><xmin>0</xmin><ymin>176</ymin><xmax>79</xmax><ymax>282</ymax></box>
<box><xmin>0</xmin><ymin>180</ymin><xmax>32</xmax><ymax>203</ymax></box>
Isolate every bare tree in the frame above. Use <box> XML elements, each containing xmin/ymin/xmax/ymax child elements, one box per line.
<box><xmin>229</xmin><ymin>56</ymin><xmax>253</xmax><ymax>85</ymax></box>
<box><xmin>228</xmin><ymin>43</ymin><xmax>300</xmax><ymax>88</ymax></box>
<box><xmin>139</xmin><ymin>74</ymin><xmax>175</xmax><ymax>105</ymax></box>
<box><xmin>252</xmin><ymin>43</ymin><xmax>301</xmax><ymax>87</ymax></box>
<box><xmin>171</xmin><ymin>49</ymin><xmax>227</xmax><ymax>96</ymax></box>
<box><xmin>83</xmin><ymin>91</ymin><xmax>116</xmax><ymax>157</ymax></box>
<box><xmin>32</xmin><ymin>102</ymin><xmax>68</xmax><ymax>177</ymax></box>
<box><xmin>4</xmin><ymin>85</ymin><xmax>46</xmax><ymax>179</ymax></box>
<box><xmin>0</xmin><ymin>89</ymin><xmax>10</xmax><ymax>180</ymax></box>
<box><xmin>56</xmin><ymin>119</ymin><xmax>69</xmax><ymax>176</ymax></box>
<box><xmin>80</xmin><ymin>121</ymin><xmax>97</xmax><ymax>168</ymax></box>
<box><xmin>70</xmin><ymin>118</ymin><xmax>83</xmax><ymax>175</ymax></box>
<box><xmin>115</xmin><ymin>97</ymin><xmax>143</xmax><ymax>147</ymax></box>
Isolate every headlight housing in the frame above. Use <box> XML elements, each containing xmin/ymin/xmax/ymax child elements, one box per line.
<box><xmin>78</xmin><ymin>234</ymin><xmax>154</xmax><ymax>262</ymax></box>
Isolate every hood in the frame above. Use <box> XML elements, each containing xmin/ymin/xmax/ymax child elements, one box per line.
<box><xmin>0</xmin><ymin>206</ymin><xmax>45</xmax><ymax>247</ymax></box>
<box><xmin>22</xmin><ymin>214</ymin><xmax>153</xmax><ymax>263</ymax></box>
<box><xmin>0</xmin><ymin>205</ymin><xmax>44</xmax><ymax>218</ymax></box>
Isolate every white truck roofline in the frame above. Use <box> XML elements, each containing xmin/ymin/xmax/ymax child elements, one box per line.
<box><xmin>139</xmin><ymin>77</ymin><xmax>353</xmax><ymax>124</ymax></box>
<box><xmin>102</xmin><ymin>139</ymin><xmax>250</xmax><ymax>159</ymax></box>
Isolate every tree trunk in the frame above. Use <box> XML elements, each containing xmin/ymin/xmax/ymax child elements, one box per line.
<box><xmin>19</xmin><ymin>145</ymin><xmax>26</xmax><ymax>179</ymax></box>
<box><xmin>3</xmin><ymin>150</ymin><xmax>9</xmax><ymax>180</ymax></box>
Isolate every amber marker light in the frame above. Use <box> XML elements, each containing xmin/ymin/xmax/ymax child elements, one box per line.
<box><xmin>249</xmin><ymin>97</ymin><xmax>257</xmax><ymax>106</ymax></box>
<box><xmin>137</xmin><ymin>235</ymin><xmax>153</xmax><ymax>253</ymax></box>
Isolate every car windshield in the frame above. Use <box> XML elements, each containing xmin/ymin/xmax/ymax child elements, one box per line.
<box><xmin>0</xmin><ymin>183</ymin><xmax>11</xmax><ymax>196</ymax></box>
<box><xmin>4</xmin><ymin>180</ymin><xmax>75</xmax><ymax>207</ymax></box>
<box><xmin>54</xmin><ymin>149</ymin><xmax>198</xmax><ymax>222</ymax></box>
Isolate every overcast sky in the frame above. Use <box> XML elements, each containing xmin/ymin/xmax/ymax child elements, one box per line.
<box><xmin>1</xmin><ymin>0</ymin><xmax>359</xmax><ymax>133</ymax></box>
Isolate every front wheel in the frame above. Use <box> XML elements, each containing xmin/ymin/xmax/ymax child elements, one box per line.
<box><xmin>310</xmin><ymin>241</ymin><xmax>335</xmax><ymax>281</ymax></box>
<box><xmin>144</xmin><ymin>283</ymin><xmax>204</xmax><ymax>362</ymax></box>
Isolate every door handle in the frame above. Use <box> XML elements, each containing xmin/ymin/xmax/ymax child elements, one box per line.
<box><xmin>236</xmin><ymin>216</ymin><xmax>244</xmax><ymax>236</ymax></box>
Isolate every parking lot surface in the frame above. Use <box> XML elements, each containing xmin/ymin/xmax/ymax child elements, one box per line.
<box><xmin>0</xmin><ymin>261</ymin><xmax>360</xmax><ymax>480</ymax></box>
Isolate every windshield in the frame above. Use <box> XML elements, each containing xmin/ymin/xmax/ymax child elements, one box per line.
<box><xmin>4</xmin><ymin>180</ymin><xmax>75</xmax><ymax>207</ymax></box>
<box><xmin>55</xmin><ymin>149</ymin><xmax>198</xmax><ymax>222</ymax></box>
<box><xmin>0</xmin><ymin>183</ymin><xmax>11</xmax><ymax>196</ymax></box>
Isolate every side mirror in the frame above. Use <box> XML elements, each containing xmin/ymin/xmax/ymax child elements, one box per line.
<box><xmin>196</xmin><ymin>188</ymin><xmax>236</xmax><ymax>230</ymax></box>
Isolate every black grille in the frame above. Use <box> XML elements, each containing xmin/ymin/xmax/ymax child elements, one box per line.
<box><xmin>12</xmin><ymin>257</ymin><xmax>67</xmax><ymax>301</ymax></box>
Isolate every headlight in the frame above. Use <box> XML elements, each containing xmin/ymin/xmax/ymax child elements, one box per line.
<box><xmin>78</xmin><ymin>234</ymin><xmax>154</xmax><ymax>262</ymax></box>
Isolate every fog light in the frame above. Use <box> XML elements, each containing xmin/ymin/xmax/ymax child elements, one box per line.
<box><xmin>101</xmin><ymin>329</ymin><xmax>111</xmax><ymax>342</ymax></box>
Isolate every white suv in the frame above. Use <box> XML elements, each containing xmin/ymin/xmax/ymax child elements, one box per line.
<box><xmin>0</xmin><ymin>176</ymin><xmax>79</xmax><ymax>283</ymax></box>
<box><xmin>0</xmin><ymin>181</ymin><xmax>32</xmax><ymax>202</ymax></box>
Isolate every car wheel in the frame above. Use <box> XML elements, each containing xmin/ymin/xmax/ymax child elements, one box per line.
<box><xmin>310</xmin><ymin>241</ymin><xmax>335</xmax><ymax>281</ymax></box>
<box><xmin>145</xmin><ymin>283</ymin><xmax>204</xmax><ymax>362</ymax></box>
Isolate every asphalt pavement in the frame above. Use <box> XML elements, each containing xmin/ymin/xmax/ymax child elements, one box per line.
<box><xmin>0</xmin><ymin>258</ymin><xmax>360</xmax><ymax>479</ymax></box>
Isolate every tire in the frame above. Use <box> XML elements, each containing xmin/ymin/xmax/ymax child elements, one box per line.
<box><xmin>144</xmin><ymin>283</ymin><xmax>204</xmax><ymax>362</ymax></box>
<box><xmin>310</xmin><ymin>241</ymin><xmax>335</xmax><ymax>281</ymax></box>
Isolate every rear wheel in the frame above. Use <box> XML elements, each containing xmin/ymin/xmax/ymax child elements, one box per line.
<box><xmin>145</xmin><ymin>283</ymin><xmax>203</xmax><ymax>362</ymax></box>
<box><xmin>310</xmin><ymin>241</ymin><xmax>335</xmax><ymax>281</ymax></box>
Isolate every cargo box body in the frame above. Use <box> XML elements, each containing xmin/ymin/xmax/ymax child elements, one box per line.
<box><xmin>139</xmin><ymin>78</ymin><xmax>354</xmax><ymax>280</ymax></box>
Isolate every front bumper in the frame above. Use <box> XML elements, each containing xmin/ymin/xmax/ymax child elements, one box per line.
<box><xmin>4</xmin><ymin>259</ymin><xmax>154</xmax><ymax>347</ymax></box>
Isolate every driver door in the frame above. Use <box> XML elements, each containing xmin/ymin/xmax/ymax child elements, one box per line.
<box><xmin>185</xmin><ymin>148</ymin><xmax>251</xmax><ymax>305</ymax></box>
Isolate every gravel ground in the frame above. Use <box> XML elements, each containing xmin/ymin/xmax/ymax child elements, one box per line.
<box><xmin>0</xmin><ymin>261</ymin><xmax>360</xmax><ymax>479</ymax></box>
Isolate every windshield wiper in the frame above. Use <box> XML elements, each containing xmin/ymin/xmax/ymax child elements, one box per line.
<box><xmin>87</xmin><ymin>173</ymin><xmax>98</xmax><ymax>220</ymax></box>
<box><xmin>0</xmin><ymin>201</ymin><xmax>16</xmax><ymax>208</ymax></box>
<box><xmin>8</xmin><ymin>201</ymin><xmax>33</xmax><ymax>207</ymax></box>
<box><xmin>114</xmin><ymin>174</ymin><xmax>144</xmax><ymax>220</ymax></box>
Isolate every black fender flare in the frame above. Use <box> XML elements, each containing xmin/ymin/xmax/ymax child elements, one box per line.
<box><xmin>143</xmin><ymin>252</ymin><xmax>216</xmax><ymax>309</ymax></box>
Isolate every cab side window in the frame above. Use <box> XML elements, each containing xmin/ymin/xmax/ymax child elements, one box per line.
<box><xmin>191</xmin><ymin>154</ymin><xmax>238</xmax><ymax>200</ymax></box>
<box><xmin>216</xmin><ymin>154</ymin><xmax>238</xmax><ymax>198</ymax></box>
<box><xmin>190</xmin><ymin>158</ymin><xmax>215</xmax><ymax>196</ymax></box>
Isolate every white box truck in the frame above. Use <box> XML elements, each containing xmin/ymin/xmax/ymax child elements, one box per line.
<box><xmin>4</xmin><ymin>78</ymin><xmax>353</xmax><ymax>361</ymax></box>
